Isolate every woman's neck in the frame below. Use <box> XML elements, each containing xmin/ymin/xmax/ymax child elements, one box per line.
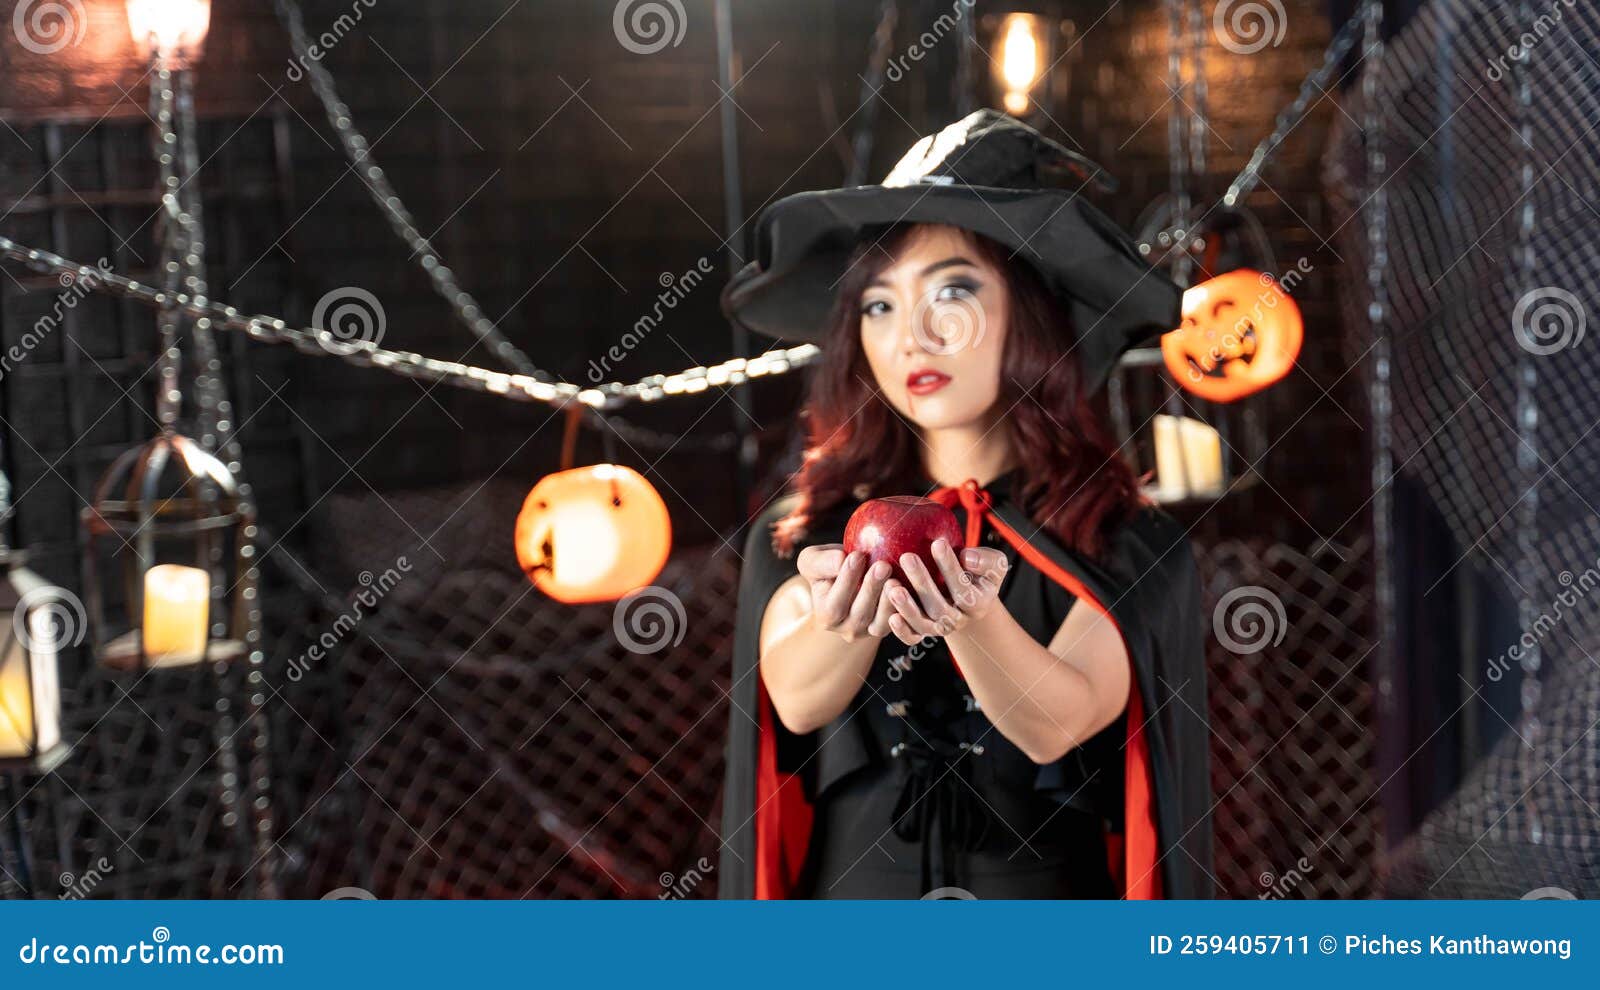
<box><xmin>918</xmin><ymin>421</ymin><xmax>1017</xmax><ymax>489</ymax></box>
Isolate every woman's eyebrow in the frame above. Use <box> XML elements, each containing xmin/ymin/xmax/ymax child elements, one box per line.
<box><xmin>866</xmin><ymin>255</ymin><xmax>978</xmax><ymax>288</ymax></box>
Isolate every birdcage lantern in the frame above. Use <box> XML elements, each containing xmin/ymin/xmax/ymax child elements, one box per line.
<box><xmin>81</xmin><ymin>433</ymin><xmax>253</xmax><ymax>673</ymax></box>
<box><xmin>0</xmin><ymin>549</ymin><xmax>69</xmax><ymax>772</ymax></box>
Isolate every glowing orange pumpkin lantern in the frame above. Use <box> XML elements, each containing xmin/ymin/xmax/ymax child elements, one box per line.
<box><xmin>1162</xmin><ymin>269</ymin><xmax>1303</xmax><ymax>403</ymax></box>
<box><xmin>514</xmin><ymin>465</ymin><xmax>672</xmax><ymax>604</ymax></box>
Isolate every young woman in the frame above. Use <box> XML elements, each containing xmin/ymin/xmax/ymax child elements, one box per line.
<box><xmin>718</xmin><ymin>111</ymin><xmax>1213</xmax><ymax>900</ymax></box>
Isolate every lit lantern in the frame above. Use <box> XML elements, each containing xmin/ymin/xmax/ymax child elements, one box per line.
<box><xmin>126</xmin><ymin>0</ymin><xmax>211</xmax><ymax>66</ymax></box>
<box><xmin>81</xmin><ymin>433</ymin><xmax>253</xmax><ymax>672</ymax></box>
<box><xmin>0</xmin><ymin>549</ymin><xmax>68</xmax><ymax>771</ymax></box>
<box><xmin>994</xmin><ymin>13</ymin><xmax>1047</xmax><ymax>116</ymax></box>
<box><xmin>1162</xmin><ymin>269</ymin><xmax>1304</xmax><ymax>403</ymax></box>
<box><xmin>515</xmin><ymin>465</ymin><xmax>672</xmax><ymax>604</ymax></box>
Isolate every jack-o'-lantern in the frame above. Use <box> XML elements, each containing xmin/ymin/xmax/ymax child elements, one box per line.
<box><xmin>514</xmin><ymin>464</ymin><xmax>672</xmax><ymax>604</ymax></box>
<box><xmin>1162</xmin><ymin>269</ymin><xmax>1303</xmax><ymax>403</ymax></box>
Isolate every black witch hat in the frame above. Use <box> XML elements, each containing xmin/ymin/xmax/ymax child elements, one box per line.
<box><xmin>720</xmin><ymin>109</ymin><xmax>1180</xmax><ymax>392</ymax></box>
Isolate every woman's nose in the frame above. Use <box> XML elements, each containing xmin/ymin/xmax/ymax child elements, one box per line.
<box><xmin>898</xmin><ymin>300</ymin><xmax>936</xmax><ymax>356</ymax></box>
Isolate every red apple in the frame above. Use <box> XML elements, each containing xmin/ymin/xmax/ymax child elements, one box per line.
<box><xmin>844</xmin><ymin>496</ymin><xmax>964</xmax><ymax>590</ymax></box>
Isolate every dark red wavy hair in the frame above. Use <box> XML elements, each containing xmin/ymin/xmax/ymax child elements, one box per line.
<box><xmin>773</xmin><ymin>222</ymin><xmax>1145</xmax><ymax>561</ymax></box>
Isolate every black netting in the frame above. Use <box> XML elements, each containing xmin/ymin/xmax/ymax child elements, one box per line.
<box><xmin>1325</xmin><ymin>0</ymin><xmax>1600</xmax><ymax>896</ymax></box>
<box><xmin>254</xmin><ymin>481</ymin><xmax>1380</xmax><ymax>900</ymax></box>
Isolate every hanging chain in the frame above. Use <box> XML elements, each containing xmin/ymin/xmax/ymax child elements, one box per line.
<box><xmin>150</xmin><ymin>64</ymin><xmax>280</xmax><ymax>897</ymax></box>
<box><xmin>273</xmin><ymin>0</ymin><xmax>543</xmax><ymax>379</ymax></box>
<box><xmin>1363</xmin><ymin>0</ymin><xmax>1396</xmax><ymax>721</ymax></box>
<box><xmin>1224</xmin><ymin>15</ymin><xmax>1363</xmax><ymax>207</ymax></box>
<box><xmin>1510</xmin><ymin>0</ymin><xmax>1543</xmax><ymax>844</ymax></box>
<box><xmin>150</xmin><ymin>69</ymin><xmax>185</xmax><ymax>431</ymax></box>
<box><xmin>0</xmin><ymin>234</ymin><xmax>820</xmax><ymax>411</ymax></box>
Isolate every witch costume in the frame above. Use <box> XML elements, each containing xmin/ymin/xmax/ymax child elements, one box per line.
<box><xmin>717</xmin><ymin>110</ymin><xmax>1214</xmax><ymax>899</ymax></box>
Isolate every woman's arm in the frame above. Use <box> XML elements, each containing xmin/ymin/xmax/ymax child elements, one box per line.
<box><xmin>758</xmin><ymin>546</ymin><xmax>899</xmax><ymax>734</ymax></box>
<box><xmin>884</xmin><ymin>540</ymin><xmax>1130</xmax><ymax>765</ymax></box>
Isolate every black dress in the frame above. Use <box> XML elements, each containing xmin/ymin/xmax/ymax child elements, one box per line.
<box><xmin>796</xmin><ymin>475</ymin><xmax>1125</xmax><ymax>900</ymax></box>
<box><xmin>718</xmin><ymin>469</ymin><xmax>1216</xmax><ymax>901</ymax></box>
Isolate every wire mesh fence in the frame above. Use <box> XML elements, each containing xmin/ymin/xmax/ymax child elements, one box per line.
<box><xmin>1325</xmin><ymin>0</ymin><xmax>1600</xmax><ymax>898</ymax></box>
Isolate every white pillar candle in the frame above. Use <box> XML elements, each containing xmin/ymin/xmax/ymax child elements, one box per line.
<box><xmin>1153</xmin><ymin>414</ymin><xmax>1224</xmax><ymax>500</ymax></box>
<box><xmin>143</xmin><ymin>564</ymin><xmax>211</xmax><ymax>667</ymax></box>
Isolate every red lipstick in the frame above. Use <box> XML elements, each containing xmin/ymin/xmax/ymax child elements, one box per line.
<box><xmin>906</xmin><ymin>368</ymin><xmax>952</xmax><ymax>396</ymax></box>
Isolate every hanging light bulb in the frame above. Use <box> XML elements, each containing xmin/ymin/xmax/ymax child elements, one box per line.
<box><xmin>125</xmin><ymin>0</ymin><xmax>211</xmax><ymax>66</ymax></box>
<box><xmin>996</xmin><ymin>14</ymin><xmax>1046</xmax><ymax>115</ymax></box>
<box><xmin>514</xmin><ymin>465</ymin><xmax>672</xmax><ymax>604</ymax></box>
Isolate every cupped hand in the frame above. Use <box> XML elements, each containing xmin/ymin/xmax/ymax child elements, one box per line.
<box><xmin>796</xmin><ymin>544</ymin><xmax>897</xmax><ymax>644</ymax></box>
<box><xmin>882</xmin><ymin>539</ymin><xmax>1009</xmax><ymax>645</ymax></box>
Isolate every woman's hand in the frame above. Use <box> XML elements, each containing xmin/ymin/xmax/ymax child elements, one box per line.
<box><xmin>796</xmin><ymin>544</ymin><xmax>897</xmax><ymax>644</ymax></box>
<box><xmin>883</xmin><ymin>539</ymin><xmax>1009</xmax><ymax>645</ymax></box>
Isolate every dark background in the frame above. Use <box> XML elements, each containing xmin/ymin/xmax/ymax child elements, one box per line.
<box><xmin>0</xmin><ymin>0</ymin><xmax>1360</xmax><ymax>569</ymax></box>
<box><xmin>0</xmin><ymin>0</ymin><xmax>1451</xmax><ymax>899</ymax></box>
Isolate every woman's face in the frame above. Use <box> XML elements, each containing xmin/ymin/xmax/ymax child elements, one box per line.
<box><xmin>857</xmin><ymin>224</ymin><xmax>1009</xmax><ymax>433</ymax></box>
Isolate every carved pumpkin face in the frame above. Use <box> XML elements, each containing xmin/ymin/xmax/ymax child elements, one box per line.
<box><xmin>1162</xmin><ymin>269</ymin><xmax>1303</xmax><ymax>403</ymax></box>
<box><xmin>514</xmin><ymin>465</ymin><xmax>672</xmax><ymax>604</ymax></box>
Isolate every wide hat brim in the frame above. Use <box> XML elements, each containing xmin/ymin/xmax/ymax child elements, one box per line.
<box><xmin>720</xmin><ymin>182</ymin><xmax>1180</xmax><ymax>393</ymax></box>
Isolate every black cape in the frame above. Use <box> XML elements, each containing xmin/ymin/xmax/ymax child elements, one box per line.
<box><xmin>718</xmin><ymin>482</ymin><xmax>1214</xmax><ymax>899</ymax></box>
